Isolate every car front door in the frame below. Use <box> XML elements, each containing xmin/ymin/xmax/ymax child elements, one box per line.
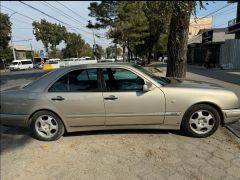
<box><xmin>46</xmin><ymin>68</ymin><xmax>105</xmax><ymax>127</ymax></box>
<box><xmin>101</xmin><ymin>68</ymin><xmax>165</xmax><ymax>125</ymax></box>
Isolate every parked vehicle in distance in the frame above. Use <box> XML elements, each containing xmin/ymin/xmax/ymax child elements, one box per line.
<box><xmin>158</xmin><ymin>55</ymin><xmax>168</xmax><ymax>64</ymax></box>
<box><xmin>9</xmin><ymin>59</ymin><xmax>33</xmax><ymax>71</ymax></box>
<box><xmin>129</xmin><ymin>57</ymin><xmax>145</xmax><ymax>66</ymax></box>
<box><xmin>1</xmin><ymin>63</ymin><xmax>240</xmax><ymax>141</ymax></box>
<box><xmin>33</xmin><ymin>57</ymin><xmax>48</xmax><ymax>69</ymax></box>
<box><xmin>98</xmin><ymin>59</ymin><xmax>115</xmax><ymax>63</ymax></box>
<box><xmin>46</xmin><ymin>59</ymin><xmax>61</xmax><ymax>69</ymax></box>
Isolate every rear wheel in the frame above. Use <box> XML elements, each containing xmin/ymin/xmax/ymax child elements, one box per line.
<box><xmin>31</xmin><ymin>111</ymin><xmax>65</xmax><ymax>141</ymax></box>
<box><xmin>181</xmin><ymin>104</ymin><xmax>220</xmax><ymax>138</ymax></box>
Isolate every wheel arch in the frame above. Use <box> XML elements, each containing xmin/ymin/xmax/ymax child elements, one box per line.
<box><xmin>182</xmin><ymin>101</ymin><xmax>224</xmax><ymax>126</ymax></box>
<box><xmin>28</xmin><ymin>109</ymin><xmax>68</xmax><ymax>132</ymax></box>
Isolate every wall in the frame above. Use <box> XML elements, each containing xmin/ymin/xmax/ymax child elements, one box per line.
<box><xmin>189</xmin><ymin>17</ymin><xmax>212</xmax><ymax>39</ymax></box>
<box><xmin>219</xmin><ymin>39</ymin><xmax>240</xmax><ymax>70</ymax></box>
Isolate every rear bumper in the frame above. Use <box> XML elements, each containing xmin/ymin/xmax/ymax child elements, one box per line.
<box><xmin>222</xmin><ymin>109</ymin><xmax>240</xmax><ymax>125</ymax></box>
<box><xmin>0</xmin><ymin>114</ymin><xmax>29</xmax><ymax>127</ymax></box>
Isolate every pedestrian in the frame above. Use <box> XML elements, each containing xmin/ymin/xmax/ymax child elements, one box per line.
<box><xmin>204</xmin><ymin>50</ymin><xmax>212</xmax><ymax>69</ymax></box>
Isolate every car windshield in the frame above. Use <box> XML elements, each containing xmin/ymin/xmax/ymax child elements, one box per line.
<box><xmin>133</xmin><ymin>65</ymin><xmax>171</xmax><ymax>85</ymax></box>
<box><xmin>12</xmin><ymin>62</ymin><xmax>18</xmax><ymax>65</ymax></box>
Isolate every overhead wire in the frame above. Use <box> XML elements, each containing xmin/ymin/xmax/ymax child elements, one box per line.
<box><xmin>190</xmin><ymin>3</ymin><xmax>233</xmax><ymax>24</ymax></box>
<box><xmin>18</xmin><ymin>1</ymin><xmax>109</xmax><ymax>47</ymax></box>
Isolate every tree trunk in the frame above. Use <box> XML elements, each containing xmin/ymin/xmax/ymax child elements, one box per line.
<box><xmin>236</xmin><ymin>2</ymin><xmax>240</xmax><ymax>39</ymax></box>
<box><xmin>166</xmin><ymin>2</ymin><xmax>194</xmax><ymax>78</ymax></box>
<box><xmin>122</xmin><ymin>45</ymin><xmax>126</xmax><ymax>62</ymax></box>
<box><xmin>147</xmin><ymin>52</ymin><xmax>151</xmax><ymax>64</ymax></box>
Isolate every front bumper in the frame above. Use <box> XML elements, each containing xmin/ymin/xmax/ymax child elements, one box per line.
<box><xmin>0</xmin><ymin>114</ymin><xmax>29</xmax><ymax>127</ymax></box>
<box><xmin>222</xmin><ymin>109</ymin><xmax>240</xmax><ymax>125</ymax></box>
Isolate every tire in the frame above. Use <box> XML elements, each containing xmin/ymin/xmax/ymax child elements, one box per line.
<box><xmin>181</xmin><ymin>104</ymin><xmax>220</xmax><ymax>138</ymax></box>
<box><xmin>31</xmin><ymin>111</ymin><xmax>65</xmax><ymax>141</ymax></box>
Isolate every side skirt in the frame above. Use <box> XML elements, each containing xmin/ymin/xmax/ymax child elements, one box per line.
<box><xmin>66</xmin><ymin>124</ymin><xmax>180</xmax><ymax>133</ymax></box>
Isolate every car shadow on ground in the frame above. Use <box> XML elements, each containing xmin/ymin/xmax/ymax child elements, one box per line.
<box><xmin>64</xmin><ymin>129</ymin><xmax>187</xmax><ymax>138</ymax></box>
<box><xmin>0</xmin><ymin>126</ymin><xmax>33</xmax><ymax>154</ymax></box>
<box><xmin>0</xmin><ymin>126</ymin><xmax>187</xmax><ymax>154</ymax></box>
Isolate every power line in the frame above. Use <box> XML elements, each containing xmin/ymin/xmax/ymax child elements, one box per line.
<box><xmin>41</xmin><ymin>1</ymin><xmax>87</xmax><ymax>28</ymax></box>
<box><xmin>191</xmin><ymin>3</ymin><xmax>232</xmax><ymax>24</ymax></box>
<box><xmin>213</xmin><ymin>6</ymin><xmax>236</xmax><ymax>16</ymax></box>
<box><xmin>11</xmin><ymin>17</ymin><xmax>33</xmax><ymax>25</ymax></box>
<box><xmin>1</xmin><ymin>5</ymin><xmax>35</xmax><ymax>21</ymax></box>
<box><xmin>54</xmin><ymin>1</ymin><xmax>110</xmax><ymax>42</ymax></box>
<box><xmin>19</xmin><ymin>1</ymin><xmax>97</xmax><ymax>36</ymax></box>
<box><xmin>55</xmin><ymin>1</ymin><xmax>88</xmax><ymax>22</ymax></box>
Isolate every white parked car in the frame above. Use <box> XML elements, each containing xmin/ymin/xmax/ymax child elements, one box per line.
<box><xmin>9</xmin><ymin>59</ymin><xmax>33</xmax><ymax>71</ymax></box>
<box><xmin>46</xmin><ymin>60</ymin><xmax>60</xmax><ymax>69</ymax></box>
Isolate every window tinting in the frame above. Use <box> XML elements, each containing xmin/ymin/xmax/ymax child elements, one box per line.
<box><xmin>69</xmin><ymin>69</ymin><xmax>98</xmax><ymax>92</ymax></box>
<box><xmin>103</xmin><ymin>68</ymin><xmax>144</xmax><ymax>91</ymax></box>
<box><xmin>48</xmin><ymin>73</ymin><xmax>68</xmax><ymax>92</ymax></box>
<box><xmin>48</xmin><ymin>69</ymin><xmax>99</xmax><ymax>92</ymax></box>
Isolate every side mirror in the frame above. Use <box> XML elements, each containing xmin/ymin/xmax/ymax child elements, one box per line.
<box><xmin>143</xmin><ymin>84</ymin><xmax>149</xmax><ymax>92</ymax></box>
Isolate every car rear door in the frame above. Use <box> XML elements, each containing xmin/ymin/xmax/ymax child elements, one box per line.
<box><xmin>101</xmin><ymin>67</ymin><xmax>165</xmax><ymax>125</ymax></box>
<box><xmin>46</xmin><ymin>68</ymin><xmax>106</xmax><ymax>127</ymax></box>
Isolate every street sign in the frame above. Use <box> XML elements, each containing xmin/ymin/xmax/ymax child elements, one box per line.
<box><xmin>93</xmin><ymin>44</ymin><xmax>97</xmax><ymax>49</ymax></box>
<box><xmin>202</xmin><ymin>30</ymin><xmax>213</xmax><ymax>44</ymax></box>
<box><xmin>40</xmin><ymin>50</ymin><xmax>45</xmax><ymax>57</ymax></box>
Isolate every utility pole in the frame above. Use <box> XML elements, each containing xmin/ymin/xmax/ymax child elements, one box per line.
<box><xmin>10</xmin><ymin>32</ymin><xmax>16</xmax><ymax>60</ymax></box>
<box><xmin>29</xmin><ymin>40</ymin><xmax>33</xmax><ymax>61</ymax></box>
<box><xmin>9</xmin><ymin>12</ymin><xmax>17</xmax><ymax>61</ymax></box>
<box><xmin>92</xmin><ymin>29</ymin><xmax>97</xmax><ymax>60</ymax></box>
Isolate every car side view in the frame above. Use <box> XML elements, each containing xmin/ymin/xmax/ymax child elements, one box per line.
<box><xmin>1</xmin><ymin>63</ymin><xmax>240</xmax><ymax>141</ymax></box>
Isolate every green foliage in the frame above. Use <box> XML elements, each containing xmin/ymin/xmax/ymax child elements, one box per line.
<box><xmin>49</xmin><ymin>48</ymin><xmax>63</xmax><ymax>59</ymax></box>
<box><xmin>0</xmin><ymin>47</ymin><xmax>13</xmax><ymax>62</ymax></box>
<box><xmin>87</xmin><ymin>1</ymin><xmax>172</xmax><ymax>61</ymax></box>
<box><xmin>32</xmin><ymin>19</ymin><xmax>66</xmax><ymax>53</ymax></box>
<box><xmin>0</xmin><ymin>13</ymin><xmax>13</xmax><ymax>61</ymax></box>
<box><xmin>0</xmin><ymin>13</ymin><xmax>12</xmax><ymax>49</ymax></box>
<box><xmin>94</xmin><ymin>45</ymin><xmax>104</xmax><ymax>59</ymax></box>
<box><xmin>105</xmin><ymin>45</ymin><xmax>122</xmax><ymax>59</ymax></box>
<box><xmin>80</xmin><ymin>43</ymin><xmax>93</xmax><ymax>58</ymax></box>
<box><xmin>62</xmin><ymin>32</ymin><xmax>93</xmax><ymax>58</ymax></box>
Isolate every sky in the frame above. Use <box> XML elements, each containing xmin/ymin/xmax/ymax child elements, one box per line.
<box><xmin>0</xmin><ymin>1</ymin><xmax>238</xmax><ymax>53</ymax></box>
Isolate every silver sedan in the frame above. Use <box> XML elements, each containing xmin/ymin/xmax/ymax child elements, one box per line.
<box><xmin>1</xmin><ymin>63</ymin><xmax>240</xmax><ymax>141</ymax></box>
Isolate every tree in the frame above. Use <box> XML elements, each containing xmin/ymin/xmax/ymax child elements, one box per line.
<box><xmin>62</xmin><ymin>32</ymin><xmax>84</xmax><ymax>58</ymax></box>
<box><xmin>0</xmin><ymin>12</ymin><xmax>13</xmax><ymax>62</ymax></box>
<box><xmin>106</xmin><ymin>45</ymin><xmax>122</xmax><ymax>59</ymax></box>
<box><xmin>143</xmin><ymin>1</ymin><xmax>171</xmax><ymax>63</ymax></box>
<box><xmin>32</xmin><ymin>19</ymin><xmax>66</xmax><ymax>55</ymax></box>
<box><xmin>166</xmin><ymin>2</ymin><xmax>195</xmax><ymax>78</ymax></box>
<box><xmin>88</xmin><ymin>1</ymin><xmax>149</xmax><ymax>62</ymax></box>
<box><xmin>49</xmin><ymin>48</ymin><xmax>63</xmax><ymax>59</ymax></box>
<box><xmin>80</xmin><ymin>43</ymin><xmax>93</xmax><ymax>58</ymax></box>
<box><xmin>94</xmin><ymin>45</ymin><xmax>104</xmax><ymax>60</ymax></box>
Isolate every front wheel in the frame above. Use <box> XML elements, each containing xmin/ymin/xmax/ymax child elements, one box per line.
<box><xmin>31</xmin><ymin>111</ymin><xmax>65</xmax><ymax>141</ymax></box>
<box><xmin>181</xmin><ymin>104</ymin><xmax>220</xmax><ymax>138</ymax></box>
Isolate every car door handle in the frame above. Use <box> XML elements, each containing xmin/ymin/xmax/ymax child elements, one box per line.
<box><xmin>104</xmin><ymin>95</ymin><xmax>118</xmax><ymax>100</ymax></box>
<box><xmin>51</xmin><ymin>96</ymin><xmax>65</xmax><ymax>101</ymax></box>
